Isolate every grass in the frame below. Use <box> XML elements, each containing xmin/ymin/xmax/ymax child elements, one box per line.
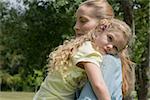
<box><xmin>0</xmin><ymin>92</ymin><xmax>35</xmax><ymax>100</ymax></box>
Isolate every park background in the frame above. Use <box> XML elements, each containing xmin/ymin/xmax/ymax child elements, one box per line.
<box><xmin>0</xmin><ymin>0</ymin><xmax>149</xmax><ymax>100</ymax></box>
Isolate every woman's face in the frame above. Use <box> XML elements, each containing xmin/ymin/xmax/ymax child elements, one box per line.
<box><xmin>74</xmin><ymin>5</ymin><xmax>99</xmax><ymax>37</ymax></box>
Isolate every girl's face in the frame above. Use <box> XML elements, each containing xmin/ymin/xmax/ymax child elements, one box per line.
<box><xmin>74</xmin><ymin>5</ymin><xmax>99</xmax><ymax>37</ymax></box>
<box><xmin>94</xmin><ymin>31</ymin><xmax>127</xmax><ymax>55</ymax></box>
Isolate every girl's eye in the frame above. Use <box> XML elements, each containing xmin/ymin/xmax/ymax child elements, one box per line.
<box><xmin>107</xmin><ymin>35</ymin><xmax>113</xmax><ymax>42</ymax></box>
<box><xmin>113</xmin><ymin>46</ymin><xmax>119</xmax><ymax>53</ymax></box>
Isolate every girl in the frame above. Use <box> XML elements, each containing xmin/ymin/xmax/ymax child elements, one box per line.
<box><xmin>33</xmin><ymin>18</ymin><xmax>132</xmax><ymax>100</ymax></box>
<box><xmin>74</xmin><ymin>0</ymin><xmax>134</xmax><ymax>99</ymax></box>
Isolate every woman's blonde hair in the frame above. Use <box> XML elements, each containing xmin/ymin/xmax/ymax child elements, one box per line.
<box><xmin>80</xmin><ymin>0</ymin><xmax>114</xmax><ymax>19</ymax></box>
<box><xmin>48</xmin><ymin>19</ymin><xmax>133</xmax><ymax>96</ymax></box>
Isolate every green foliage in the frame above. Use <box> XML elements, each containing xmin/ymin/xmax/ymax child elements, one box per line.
<box><xmin>0</xmin><ymin>1</ymin><xmax>148</xmax><ymax>98</ymax></box>
<box><xmin>131</xmin><ymin>0</ymin><xmax>149</xmax><ymax>99</ymax></box>
<box><xmin>132</xmin><ymin>0</ymin><xmax>149</xmax><ymax>64</ymax></box>
<box><xmin>0</xmin><ymin>0</ymin><xmax>83</xmax><ymax>91</ymax></box>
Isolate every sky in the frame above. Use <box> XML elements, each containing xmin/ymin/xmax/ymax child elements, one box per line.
<box><xmin>2</xmin><ymin>0</ymin><xmax>52</xmax><ymax>13</ymax></box>
<box><xmin>2</xmin><ymin>0</ymin><xmax>28</xmax><ymax>13</ymax></box>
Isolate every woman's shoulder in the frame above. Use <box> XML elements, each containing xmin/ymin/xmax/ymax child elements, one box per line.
<box><xmin>103</xmin><ymin>55</ymin><xmax>120</xmax><ymax>62</ymax></box>
<box><xmin>102</xmin><ymin>55</ymin><xmax>121</xmax><ymax>68</ymax></box>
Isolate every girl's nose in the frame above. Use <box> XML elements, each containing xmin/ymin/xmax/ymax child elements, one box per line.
<box><xmin>105</xmin><ymin>44</ymin><xmax>113</xmax><ymax>51</ymax></box>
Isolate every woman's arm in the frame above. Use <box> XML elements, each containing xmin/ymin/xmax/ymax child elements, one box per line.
<box><xmin>82</xmin><ymin>62</ymin><xmax>111</xmax><ymax>100</ymax></box>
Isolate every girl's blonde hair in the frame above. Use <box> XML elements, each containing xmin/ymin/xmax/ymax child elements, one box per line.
<box><xmin>48</xmin><ymin>19</ymin><xmax>133</xmax><ymax>96</ymax></box>
<box><xmin>80</xmin><ymin>0</ymin><xmax>135</xmax><ymax>95</ymax></box>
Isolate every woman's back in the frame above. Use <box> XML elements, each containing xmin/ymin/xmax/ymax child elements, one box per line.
<box><xmin>102</xmin><ymin>55</ymin><xmax>122</xmax><ymax>99</ymax></box>
<box><xmin>77</xmin><ymin>55</ymin><xmax>122</xmax><ymax>100</ymax></box>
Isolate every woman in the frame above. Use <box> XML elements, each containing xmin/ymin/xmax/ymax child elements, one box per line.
<box><xmin>74</xmin><ymin>0</ymin><xmax>134</xmax><ymax>99</ymax></box>
<box><xmin>33</xmin><ymin>18</ymin><xmax>132</xmax><ymax>100</ymax></box>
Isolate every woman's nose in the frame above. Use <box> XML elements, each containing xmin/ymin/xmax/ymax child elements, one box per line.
<box><xmin>74</xmin><ymin>22</ymin><xmax>79</xmax><ymax>31</ymax></box>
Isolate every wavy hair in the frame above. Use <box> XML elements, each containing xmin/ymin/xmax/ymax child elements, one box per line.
<box><xmin>47</xmin><ymin>19</ymin><xmax>133</xmax><ymax>97</ymax></box>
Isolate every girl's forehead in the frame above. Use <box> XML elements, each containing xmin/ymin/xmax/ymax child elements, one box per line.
<box><xmin>109</xmin><ymin>31</ymin><xmax>127</xmax><ymax>50</ymax></box>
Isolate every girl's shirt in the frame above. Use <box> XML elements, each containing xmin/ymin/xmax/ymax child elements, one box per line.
<box><xmin>33</xmin><ymin>41</ymin><xmax>103</xmax><ymax>100</ymax></box>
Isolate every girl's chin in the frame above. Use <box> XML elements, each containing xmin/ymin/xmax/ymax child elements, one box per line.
<box><xmin>99</xmin><ymin>51</ymin><xmax>107</xmax><ymax>55</ymax></box>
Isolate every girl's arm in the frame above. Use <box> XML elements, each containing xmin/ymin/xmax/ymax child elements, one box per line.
<box><xmin>81</xmin><ymin>62</ymin><xmax>111</xmax><ymax>100</ymax></box>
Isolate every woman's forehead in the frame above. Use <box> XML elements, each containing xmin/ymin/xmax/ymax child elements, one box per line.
<box><xmin>76</xmin><ymin>5</ymin><xmax>96</xmax><ymax>18</ymax></box>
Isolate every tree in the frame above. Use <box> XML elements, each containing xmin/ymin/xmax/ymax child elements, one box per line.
<box><xmin>132</xmin><ymin>0</ymin><xmax>149</xmax><ymax>99</ymax></box>
<box><xmin>0</xmin><ymin>1</ymin><xmax>149</xmax><ymax>99</ymax></box>
<box><xmin>120</xmin><ymin>0</ymin><xmax>135</xmax><ymax>100</ymax></box>
<box><xmin>0</xmin><ymin>0</ymin><xmax>83</xmax><ymax>91</ymax></box>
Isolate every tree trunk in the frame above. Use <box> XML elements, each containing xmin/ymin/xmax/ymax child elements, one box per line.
<box><xmin>120</xmin><ymin>0</ymin><xmax>135</xmax><ymax>100</ymax></box>
<box><xmin>120</xmin><ymin>0</ymin><xmax>133</xmax><ymax>27</ymax></box>
<box><xmin>120</xmin><ymin>0</ymin><xmax>149</xmax><ymax>100</ymax></box>
<box><xmin>136</xmin><ymin>52</ymin><xmax>149</xmax><ymax>100</ymax></box>
<box><xmin>148</xmin><ymin>25</ymin><xmax>150</xmax><ymax>99</ymax></box>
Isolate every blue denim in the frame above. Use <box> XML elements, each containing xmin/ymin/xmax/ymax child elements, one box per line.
<box><xmin>77</xmin><ymin>55</ymin><xmax>122</xmax><ymax>100</ymax></box>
